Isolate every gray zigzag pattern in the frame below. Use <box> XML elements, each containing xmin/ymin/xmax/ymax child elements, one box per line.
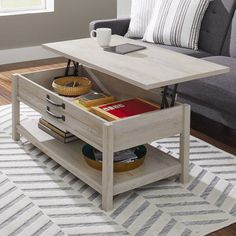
<box><xmin>0</xmin><ymin>171</ymin><xmax>64</xmax><ymax>236</ymax></box>
<box><xmin>0</xmin><ymin>104</ymin><xmax>235</xmax><ymax>236</ymax></box>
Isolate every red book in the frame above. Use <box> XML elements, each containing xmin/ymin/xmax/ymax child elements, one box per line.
<box><xmin>91</xmin><ymin>98</ymin><xmax>160</xmax><ymax>121</ymax></box>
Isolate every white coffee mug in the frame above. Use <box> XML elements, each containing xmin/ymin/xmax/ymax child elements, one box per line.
<box><xmin>90</xmin><ymin>28</ymin><xmax>112</xmax><ymax>48</ymax></box>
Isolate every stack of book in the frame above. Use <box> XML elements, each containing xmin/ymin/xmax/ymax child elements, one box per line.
<box><xmin>38</xmin><ymin>118</ymin><xmax>78</xmax><ymax>143</ymax></box>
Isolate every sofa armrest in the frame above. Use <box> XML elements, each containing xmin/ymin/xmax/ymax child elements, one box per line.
<box><xmin>89</xmin><ymin>18</ymin><xmax>131</xmax><ymax>36</ymax></box>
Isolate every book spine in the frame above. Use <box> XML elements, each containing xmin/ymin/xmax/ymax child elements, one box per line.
<box><xmin>80</xmin><ymin>96</ymin><xmax>115</xmax><ymax>107</ymax></box>
<box><xmin>39</xmin><ymin>118</ymin><xmax>72</xmax><ymax>138</ymax></box>
<box><xmin>38</xmin><ymin>123</ymin><xmax>77</xmax><ymax>143</ymax></box>
<box><xmin>64</xmin><ymin>136</ymin><xmax>79</xmax><ymax>143</ymax></box>
<box><xmin>38</xmin><ymin>122</ymin><xmax>65</xmax><ymax>142</ymax></box>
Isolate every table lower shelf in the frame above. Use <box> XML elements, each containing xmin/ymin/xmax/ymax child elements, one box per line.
<box><xmin>17</xmin><ymin>119</ymin><xmax>182</xmax><ymax>195</ymax></box>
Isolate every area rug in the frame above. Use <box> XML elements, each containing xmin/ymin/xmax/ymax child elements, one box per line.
<box><xmin>0</xmin><ymin>104</ymin><xmax>235</xmax><ymax>236</ymax></box>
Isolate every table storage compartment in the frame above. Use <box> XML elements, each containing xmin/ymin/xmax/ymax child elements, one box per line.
<box><xmin>17</xmin><ymin>67</ymin><xmax>105</xmax><ymax>150</ymax></box>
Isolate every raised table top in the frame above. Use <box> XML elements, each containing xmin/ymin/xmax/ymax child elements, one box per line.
<box><xmin>43</xmin><ymin>35</ymin><xmax>229</xmax><ymax>90</ymax></box>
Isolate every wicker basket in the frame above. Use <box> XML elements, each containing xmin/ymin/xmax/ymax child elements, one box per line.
<box><xmin>84</xmin><ymin>156</ymin><xmax>145</xmax><ymax>172</ymax></box>
<box><xmin>52</xmin><ymin>76</ymin><xmax>92</xmax><ymax>96</ymax></box>
<box><xmin>82</xmin><ymin>144</ymin><xmax>146</xmax><ymax>172</ymax></box>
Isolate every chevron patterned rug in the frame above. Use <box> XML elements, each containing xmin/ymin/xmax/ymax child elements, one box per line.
<box><xmin>0</xmin><ymin>104</ymin><xmax>235</xmax><ymax>236</ymax></box>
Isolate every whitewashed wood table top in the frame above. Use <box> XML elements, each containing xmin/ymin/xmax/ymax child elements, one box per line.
<box><xmin>43</xmin><ymin>35</ymin><xmax>229</xmax><ymax>90</ymax></box>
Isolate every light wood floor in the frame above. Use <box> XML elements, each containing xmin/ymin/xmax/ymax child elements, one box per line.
<box><xmin>0</xmin><ymin>58</ymin><xmax>235</xmax><ymax>236</ymax></box>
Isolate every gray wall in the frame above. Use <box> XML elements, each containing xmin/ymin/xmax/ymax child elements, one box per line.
<box><xmin>117</xmin><ymin>0</ymin><xmax>131</xmax><ymax>18</ymax></box>
<box><xmin>0</xmin><ymin>0</ymin><xmax>116</xmax><ymax>50</ymax></box>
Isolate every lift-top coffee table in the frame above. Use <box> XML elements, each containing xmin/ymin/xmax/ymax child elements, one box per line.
<box><xmin>12</xmin><ymin>35</ymin><xmax>229</xmax><ymax>211</ymax></box>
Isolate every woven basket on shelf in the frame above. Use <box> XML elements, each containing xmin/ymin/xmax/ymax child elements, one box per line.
<box><xmin>82</xmin><ymin>144</ymin><xmax>147</xmax><ymax>172</ymax></box>
<box><xmin>84</xmin><ymin>156</ymin><xmax>146</xmax><ymax>172</ymax></box>
<box><xmin>52</xmin><ymin>76</ymin><xmax>92</xmax><ymax>96</ymax></box>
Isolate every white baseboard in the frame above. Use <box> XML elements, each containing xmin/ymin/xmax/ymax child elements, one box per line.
<box><xmin>0</xmin><ymin>46</ymin><xmax>59</xmax><ymax>65</ymax></box>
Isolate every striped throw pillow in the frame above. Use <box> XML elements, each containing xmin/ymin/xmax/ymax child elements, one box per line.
<box><xmin>143</xmin><ymin>0</ymin><xmax>211</xmax><ymax>50</ymax></box>
<box><xmin>125</xmin><ymin>0</ymin><xmax>156</xmax><ymax>39</ymax></box>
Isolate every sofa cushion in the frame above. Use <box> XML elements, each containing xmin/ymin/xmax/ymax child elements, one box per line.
<box><xmin>143</xmin><ymin>0</ymin><xmax>211</xmax><ymax>50</ymax></box>
<box><xmin>135</xmin><ymin>39</ymin><xmax>211</xmax><ymax>58</ymax></box>
<box><xmin>125</xmin><ymin>0</ymin><xmax>156</xmax><ymax>39</ymax></box>
<box><xmin>157</xmin><ymin>44</ymin><xmax>211</xmax><ymax>58</ymax></box>
<box><xmin>178</xmin><ymin>96</ymin><xmax>236</xmax><ymax>129</ymax></box>
<box><xmin>177</xmin><ymin>56</ymin><xmax>236</xmax><ymax>116</ymax></box>
<box><xmin>198</xmin><ymin>0</ymin><xmax>236</xmax><ymax>55</ymax></box>
<box><xmin>222</xmin><ymin>10</ymin><xmax>236</xmax><ymax>57</ymax></box>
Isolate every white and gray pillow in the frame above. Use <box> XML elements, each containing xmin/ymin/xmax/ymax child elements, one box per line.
<box><xmin>143</xmin><ymin>0</ymin><xmax>211</xmax><ymax>50</ymax></box>
<box><xmin>125</xmin><ymin>0</ymin><xmax>156</xmax><ymax>39</ymax></box>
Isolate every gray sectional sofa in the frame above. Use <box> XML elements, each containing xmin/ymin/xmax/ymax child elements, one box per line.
<box><xmin>90</xmin><ymin>0</ymin><xmax>236</xmax><ymax>146</ymax></box>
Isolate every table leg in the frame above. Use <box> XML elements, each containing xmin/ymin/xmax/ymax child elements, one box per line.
<box><xmin>179</xmin><ymin>104</ymin><xmax>190</xmax><ymax>184</ymax></box>
<box><xmin>12</xmin><ymin>74</ymin><xmax>20</xmax><ymax>141</ymax></box>
<box><xmin>102</xmin><ymin>124</ymin><xmax>114</xmax><ymax>211</ymax></box>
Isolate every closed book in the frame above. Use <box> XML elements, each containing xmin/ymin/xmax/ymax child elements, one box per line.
<box><xmin>38</xmin><ymin>122</ymin><xmax>78</xmax><ymax>143</ymax></box>
<box><xmin>91</xmin><ymin>98</ymin><xmax>160</xmax><ymax>121</ymax></box>
<box><xmin>74</xmin><ymin>91</ymin><xmax>115</xmax><ymax>107</ymax></box>
<box><xmin>39</xmin><ymin>118</ymin><xmax>73</xmax><ymax>138</ymax></box>
<box><xmin>64</xmin><ymin>136</ymin><xmax>79</xmax><ymax>143</ymax></box>
<box><xmin>72</xmin><ymin>101</ymin><xmax>91</xmax><ymax>111</ymax></box>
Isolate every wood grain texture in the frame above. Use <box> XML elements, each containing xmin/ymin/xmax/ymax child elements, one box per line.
<box><xmin>0</xmin><ymin>58</ymin><xmax>66</xmax><ymax>105</ymax></box>
<box><xmin>17</xmin><ymin>119</ymin><xmax>182</xmax><ymax>197</ymax></box>
<box><xmin>1</xmin><ymin>59</ymin><xmax>235</xmax><ymax>235</ymax></box>
<box><xmin>179</xmin><ymin>104</ymin><xmax>190</xmax><ymax>183</ymax></box>
<box><xmin>43</xmin><ymin>35</ymin><xmax>229</xmax><ymax>90</ymax></box>
<box><xmin>102</xmin><ymin>123</ymin><xmax>114</xmax><ymax>211</ymax></box>
<box><xmin>16</xmin><ymin>67</ymin><xmax>187</xmax><ymax>211</ymax></box>
<box><xmin>18</xmin><ymin>119</ymin><xmax>103</xmax><ymax>194</ymax></box>
<box><xmin>113</xmin><ymin>105</ymin><xmax>183</xmax><ymax>152</ymax></box>
<box><xmin>113</xmin><ymin>144</ymin><xmax>181</xmax><ymax>195</ymax></box>
<box><xmin>12</xmin><ymin>74</ymin><xmax>20</xmax><ymax>141</ymax></box>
